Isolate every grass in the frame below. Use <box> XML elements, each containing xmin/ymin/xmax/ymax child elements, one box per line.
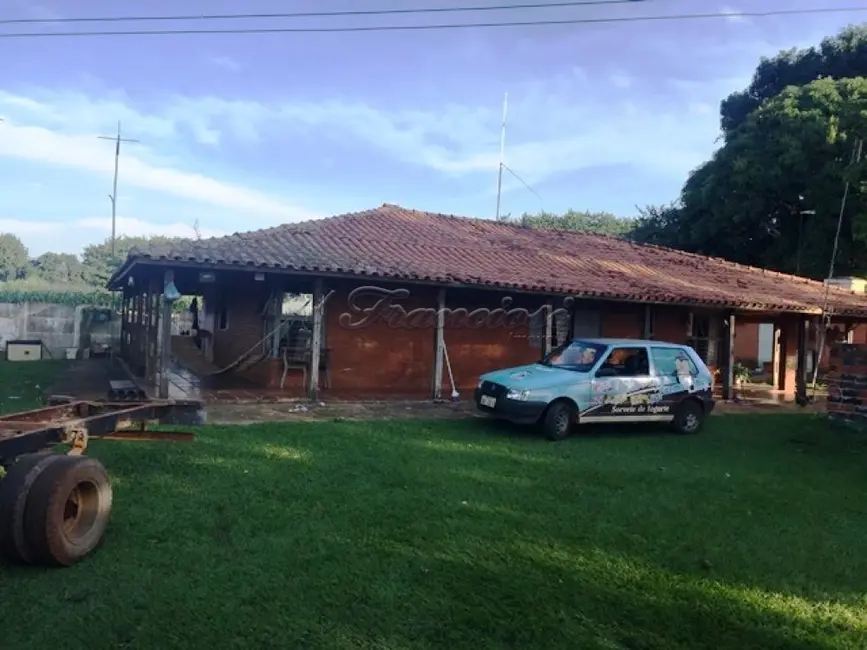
<box><xmin>2</xmin><ymin>409</ymin><xmax>866</xmax><ymax>649</ymax></box>
<box><xmin>0</xmin><ymin>359</ymin><xmax>66</xmax><ymax>414</ymax></box>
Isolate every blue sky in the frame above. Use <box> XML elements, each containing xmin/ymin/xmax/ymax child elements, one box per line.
<box><xmin>0</xmin><ymin>0</ymin><xmax>863</xmax><ymax>256</ymax></box>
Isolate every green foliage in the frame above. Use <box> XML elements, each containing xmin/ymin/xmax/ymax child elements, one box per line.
<box><xmin>720</xmin><ymin>25</ymin><xmax>867</xmax><ymax>135</ymax></box>
<box><xmin>501</xmin><ymin>209</ymin><xmax>638</xmax><ymax>237</ymax></box>
<box><xmin>31</xmin><ymin>251</ymin><xmax>84</xmax><ymax>284</ymax></box>
<box><xmin>0</xmin><ymin>281</ymin><xmax>120</xmax><ymax>307</ymax></box>
<box><xmin>0</xmin><ymin>233</ymin><xmax>30</xmax><ymax>281</ymax></box>
<box><xmin>81</xmin><ymin>234</ymin><xmax>179</xmax><ymax>288</ymax></box>
<box><xmin>640</xmin><ymin>26</ymin><xmax>867</xmax><ymax>279</ymax></box>
<box><xmin>733</xmin><ymin>362</ymin><xmax>753</xmax><ymax>383</ymax></box>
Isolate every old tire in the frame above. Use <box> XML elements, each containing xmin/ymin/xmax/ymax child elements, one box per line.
<box><xmin>542</xmin><ymin>400</ymin><xmax>575</xmax><ymax>441</ymax></box>
<box><xmin>0</xmin><ymin>453</ymin><xmax>67</xmax><ymax>565</ymax></box>
<box><xmin>24</xmin><ymin>455</ymin><xmax>113</xmax><ymax>567</ymax></box>
<box><xmin>672</xmin><ymin>399</ymin><xmax>705</xmax><ymax>435</ymax></box>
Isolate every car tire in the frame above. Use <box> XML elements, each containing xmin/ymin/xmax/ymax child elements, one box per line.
<box><xmin>672</xmin><ymin>399</ymin><xmax>705</xmax><ymax>435</ymax></box>
<box><xmin>542</xmin><ymin>400</ymin><xmax>575</xmax><ymax>441</ymax></box>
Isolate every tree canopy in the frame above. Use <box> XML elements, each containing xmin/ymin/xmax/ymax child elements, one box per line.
<box><xmin>499</xmin><ymin>209</ymin><xmax>638</xmax><ymax>237</ymax></box>
<box><xmin>632</xmin><ymin>24</ymin><xmax>867</xmax><ymax>280</ymax></box>
<box><xmin>0</xmin><ymin>234</ymin><xmax>29</xmax><ymax>281</ymax></box>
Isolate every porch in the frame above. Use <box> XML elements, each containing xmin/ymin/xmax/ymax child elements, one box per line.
<box><xmin>110</xmin><ymin>261</ymin><xmax>855</xmax><ymax>406</ymax></box>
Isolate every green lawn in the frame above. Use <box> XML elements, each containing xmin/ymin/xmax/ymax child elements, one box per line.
<box><xmin>2</xmin><ymin>411</ymin><xmax>866</xmax><ymax>649</ymax></box>
<box><xmin>0</xmin><ymin>359</ymin><xmax>66</xmax><ymax>414</ymax></box>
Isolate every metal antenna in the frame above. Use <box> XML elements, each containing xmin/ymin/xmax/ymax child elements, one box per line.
<box><xmin>495</xmin><ymin>92</ymin><xmax>507</xmax><ymax>220</ymax></box>
<box><xmin>811</xmin><ymin>137</ymin><xmax>863</xmax><ymax>396</ymax></box>
<box><xmin>98</xmin><ymin>120</ymin><xmax>140</xmax><ymax>258</ymax></box>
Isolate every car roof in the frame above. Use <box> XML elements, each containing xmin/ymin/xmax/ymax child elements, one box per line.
<box><xmin>574</xmin><ymin>338</ymin><xmax>688</xmax><ymax>347</ymax></box>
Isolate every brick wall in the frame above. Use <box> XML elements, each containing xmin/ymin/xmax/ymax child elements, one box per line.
<box><xmin>210</xmin><ymin>280</ymin><xmax>268</xmax><ymax>371</ymax></box>
<box><xmin>826</xmin><ymin>343</ymin><xmax>867</xmax><ymax>427</ymax></box>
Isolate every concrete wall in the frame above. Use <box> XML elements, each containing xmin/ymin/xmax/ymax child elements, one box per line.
<box><xmin>0</xmin><ymin>302</ymin><xmax>120</xmax><ymax>358</ymax></box>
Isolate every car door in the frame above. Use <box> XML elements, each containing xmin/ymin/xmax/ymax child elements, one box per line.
<box><xmin>649</xmin><ymin>346</ymin><xmax>700</xmax><ymax>414</ymax></box>
<box><xmin>583</xmin><ymin>345</ymin><xmax>660</xmax><ymax>422</ymax></box>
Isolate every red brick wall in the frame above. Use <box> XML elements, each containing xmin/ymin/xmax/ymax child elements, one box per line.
<box><xmin>734</xmin><ymin>321</ymin><xmax>759</xmax><ymax>362</ymax></box>
<box><xmin>601</xmin><ymin>304</ymin><xmax>643</xmax><ymax>338</ymax></box>
<box><xmin>650</xmin><ymin>306</ymin><xmax>688</xmax><ymax>344</ymax></box>
<box><xmin>210</xmin><ymin>279</ymin><xmax>268</xmax><ymax>370</ymax></box>
<box><xmin>442</xmin><ymin>289</ymin><xmax>545</xmax><ymax>392</ymax></box>
<box><xmin>325</xmin><ymin>282</ymin><xmax>436</xmax><ymax>396</ymax></box>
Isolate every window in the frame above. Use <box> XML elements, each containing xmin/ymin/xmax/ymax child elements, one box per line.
<box><xmin>541</xmin><ymin>339</ymin><xmax>608</xmax><ymax>372</ymax></box>
<box><xmin>651</xmin><ymin>347</ymin><xmax>698</xmax><ymax>378</ymax></box>
<box><xmin>686</xmin><ymin>312</ymin><xmax>714</xmax><ymax>363</ymax></box>
<box><xmin>597</xmin><ymin>347</ymin><xmax>650</xmax><ymax>377</ymax></box>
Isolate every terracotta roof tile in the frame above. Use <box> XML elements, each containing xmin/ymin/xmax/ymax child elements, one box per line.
<box><xmin>114</xmin><ymin>204</ymin><xmax>867</xmax><ymax>317</ymax></box>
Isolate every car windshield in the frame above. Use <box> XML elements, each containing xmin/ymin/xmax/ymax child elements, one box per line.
<box><xmin>539</xmin><ymin>340</ymin><xmax>608</xmax><ymax>372</ymax></box>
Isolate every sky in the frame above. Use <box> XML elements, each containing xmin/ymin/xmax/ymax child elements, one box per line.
<box><xmin>0</xmin><ymin>0</ymin><xmax>864</xmax><ymax>257</ymax></box>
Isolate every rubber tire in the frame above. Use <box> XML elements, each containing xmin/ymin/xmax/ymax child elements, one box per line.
<box><xmin>542</xmin><ymin>400</ymin><xmax>576</xmax><ymax>441</ymax></box>
<box><xmin>0</xmin><ymin>453</ymin><xmax>67</xmax><ymax>565</ymax></box>
<box><xmin>23</xmin><ymin>455</ymin><xmax>113</xmax><ymax>567</ymax></box>
<box><xmin>672</xmin><ymin>399</ymin><xmax>705</xmax><ymax>435</ymax></box>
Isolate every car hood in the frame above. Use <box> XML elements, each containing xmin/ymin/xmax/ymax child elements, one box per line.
<box><xmin>480</xmin><ymin>363</ymin><xmax>588</xmax><ymax>390</ymax></box>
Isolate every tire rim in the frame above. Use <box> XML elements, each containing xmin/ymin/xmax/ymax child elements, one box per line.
<box><xmin>555</xmin><ymin>409</ymin><xmax>569</xmax><ymax>434</ymax></box>
<box><xmin>683</xmin><ymin>412</ymin><xmax>699</xmax><ymax>432</ymax></box>
<box><xmin>62</xmin><ymin>480</ymin><xmax>100</xmax><ymax>542</ymax></box>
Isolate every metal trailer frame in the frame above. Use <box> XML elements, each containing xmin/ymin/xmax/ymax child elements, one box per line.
<box><xmin>0</xmin><ymin>398</ymin><xmax>204</xmax><ymax>568</ymax></box>
<box><xmin>0</xmin><ymin>399</ymin><xmax>203</xmax><ymax>464</ymax></box>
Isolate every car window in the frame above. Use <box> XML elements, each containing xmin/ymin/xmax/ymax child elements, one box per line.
<box><xmin>541</xmin><ymin>340</ymin><xmax>608</xmax><ymax>372</ymax></box>
<box><xmin>650</xmin><ymin>347</ymin><xmax>698</xmax><ymax>377</ymax></box>
<box><xmin>597</xmin><ymin>347</ymin><xmax>650</xmax><ymax>377</ymax></box>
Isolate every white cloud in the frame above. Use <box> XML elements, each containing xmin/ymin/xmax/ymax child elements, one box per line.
<box><xmin>609</xmin><ymin>73</ymin><xmax>633</xmax><ymax>89</ymax></box>
<box><xmin>720</xmin><ymin>6</ymin><xmax>750</xmax><ymax>25</ymax></box>
<box><xmin>0</xmin><ymin>114</ymin><xmax>313</xmax><ymax>220</ymax></box>
<box><xmin>0</xmin><ymin>69</ymin><xmax>733</xmax><ymax>217</ymax></box>
<box><xmin>207</xmin><ymin>55</ymin><xmax>243</xmax><ymax>73</ymax></box>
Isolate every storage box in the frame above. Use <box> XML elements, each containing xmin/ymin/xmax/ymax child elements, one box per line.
<box><xmin>5</xmin><ymin>339</ymin><xmax>44</xmax><ymax>362</ymax></box>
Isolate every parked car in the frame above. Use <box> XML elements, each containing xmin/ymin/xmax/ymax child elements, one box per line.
<box><xmin>474</xmin><ymin>338</ymin><xmax>715</xmax><ymax>440</ymax></box>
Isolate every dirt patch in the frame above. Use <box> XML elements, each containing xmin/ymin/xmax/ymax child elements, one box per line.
<box><xmin>206</xmin><ymin>398</ymin><xmax>480</xmax><ymax>425</ymax></box>
<box><xmin>205</xmin><ymin>394</ymin><xmax>825</xmax><ymax>425</ymax></box>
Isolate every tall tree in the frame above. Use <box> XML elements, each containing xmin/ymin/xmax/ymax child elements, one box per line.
<box><xmin>81</xmin><ymin>235</ymin><xmax>178</xmax><ymax>287</ymax></box>
<box><xmin>0</xmin><ymin>233</ymin><xmax>30</xmax><ymax>281</ymax></box>
<box><xmin>647</xmin><ymin>77</ymin><xmax>867</xmax><ymax>278</ymax></box>
<box><xmin>720</xmin><ymin>25</ymin><xmax>867</xmax><ymax>135</ymax></box>
<box><xmin>504</xmin><ymin>209</ymin><xmax>638</xmax><ymax>237</ymax></box>
<box><xmin>32</xmin><ymin>252</ymin><xmax>84</xmax><ymax>284</ymax></box>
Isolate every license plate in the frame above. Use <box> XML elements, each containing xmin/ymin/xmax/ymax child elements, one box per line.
<box><xmin>480</xmin><ymin>395</ymin><xmax>496</xmax><ymax>408</ymax></box>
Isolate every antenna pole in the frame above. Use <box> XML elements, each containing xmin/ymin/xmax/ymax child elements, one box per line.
<box><xmin>495</xmin><ymin>92</ymin><xmax>508</xmax><ymax>220</ymax></box>
<box><xmin>98</xmin><ymin>120</ymin><xmax>140</xmax><ymax>259</ymax></box>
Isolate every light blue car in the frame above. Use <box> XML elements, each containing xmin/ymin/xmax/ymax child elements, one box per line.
<box><xmin>474</xmin><ymin>338</ymin><xmax>715</xmax><ymax>441</ymax></box>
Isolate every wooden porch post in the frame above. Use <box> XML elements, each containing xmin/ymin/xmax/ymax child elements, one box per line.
<box><xmin>433</xmin><ymin>288</ymin><xmax>445</xmax><ymax>399</ymax></box>
<box><xmin>721</xmin><ymin>312</ymin><xmax>736</xmax><ymax>400</ymax></box>
<box><xmin>544</xmin><ymin>299</ymin><xmax>553</xmax><ymax>354</ymax></box>
<box><xmin>796</xmin><ymin>318</ymin><xmax>808</xmax><ymax>401</ymax></box>
<box><xmin>158</xmin><ymin>270</ymin><xmax>174</xmax><ymax>399</ymax></box>
<box><xmin>643</xmin><ymin>305</ymin><xmax>653</xmax><ymax>339</ymax></box>
<box><xmin>308</xmin><ymin>278</ymin><xmax>324</xmax><ymax>401</ymax></box>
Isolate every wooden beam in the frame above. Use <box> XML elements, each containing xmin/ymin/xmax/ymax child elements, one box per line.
<box><xmin>433</xmin><ymin>288</ymin><xmax>445</xmax><ymax>399</ymax></box>
<box><xmin>796</xmin><ymin>318</ymin><xmax>808</xmax><ymax>401</ymax></box>
<box><xmin>722</xmin><ymin>312</ymin><xmax>736</xmax><ymax>400</ymax></box>
<box><xmin>158</xmin><ymin>271</ymin><xmax>174</xmax><ymax>399</ymax></box>
<box><xmin>308</xmin><ymin>278</ymin><xmax>324</xmax><ymax>401</ymax></box>
<box><xmin>643</xmin><ymin>305</ymin><xmax>653</xmax><ymax>339</ymax></box>
<box><xmin>544</xmin><ymin>299</ymin><xmax>554</xmax><ymax>354</ymax></box>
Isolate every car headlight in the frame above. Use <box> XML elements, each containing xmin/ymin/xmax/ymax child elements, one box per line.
<box><xmin>477</xmin><ymin>378</ymin><xmax>484</xmax><ymax>389</ymax></box>
<box><xmin>506</xmin><ymin>389</ymin><xmax>531</xmax><ymax>401</ymax></box>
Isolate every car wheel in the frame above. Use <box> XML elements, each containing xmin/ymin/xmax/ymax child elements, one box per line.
<box><xmin>672</xmin><ymin>399</ymin><xmax>704</xmax><ymax>435</ymax></box>
<box><xmin>542</xmin><ymin>401</ymin><xmax>575</xmax><ymax>441</ymax></box>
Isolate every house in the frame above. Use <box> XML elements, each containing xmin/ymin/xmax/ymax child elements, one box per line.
<box><xmin>106</xmin><ymin>204</ymin><xmax>867</xmax><ymax>402</ymax></box>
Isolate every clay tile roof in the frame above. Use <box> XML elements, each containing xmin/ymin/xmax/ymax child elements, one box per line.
<box><xmin>113</xmin><ymin>203</ymin><xmax>867</xmax><ymax>317</ymax></box>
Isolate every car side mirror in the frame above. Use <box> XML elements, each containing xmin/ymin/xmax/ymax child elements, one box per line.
<box><xmin>596</xmin><ymin>367</ymin><xmax>616</xmax><ymax>378</ymax></box>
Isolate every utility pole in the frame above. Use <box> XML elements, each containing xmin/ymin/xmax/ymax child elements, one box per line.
<box><xmin>98</xmin><ymin>121</ymin><xmax>139</xmax><ymax>258</ymax></box>
<box><xmin>495</xmin><ymin>92</ymin><xmax>508</xmax><ymax>221</ymax></box>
